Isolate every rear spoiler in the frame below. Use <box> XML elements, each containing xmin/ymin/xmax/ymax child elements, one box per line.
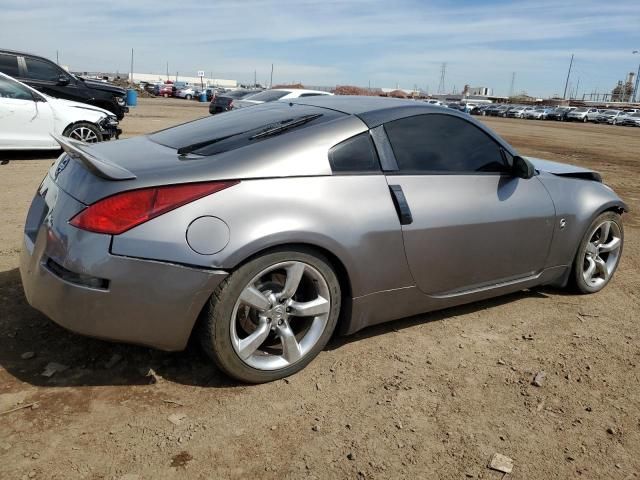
<box><xmin>52</xmin><ymin>134</ymin><xmax>136</xmax><ymax>181</ymax></box>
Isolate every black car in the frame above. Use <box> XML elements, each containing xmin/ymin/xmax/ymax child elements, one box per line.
<box><xmin>209</xmin><ymin>89</ymin><xmax>262</xmax><ymax>114</ymax></box>
<box><xmin>0</xmin><ymin>49</ymin><xmax>128</xmax><ymax>120</ymax></box>
<box><xmin>546</xmin><ymin>107</ymin><xmax>573</xmax><ymax>121</ymax></box>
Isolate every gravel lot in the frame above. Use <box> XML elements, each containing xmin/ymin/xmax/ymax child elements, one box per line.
<box><xmin>1</xmin><ymin>98</ymin><xmax>639</xmax><ymax>480</ymax></box>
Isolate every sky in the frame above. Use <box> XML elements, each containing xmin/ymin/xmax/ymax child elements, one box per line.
<box><xmin>2</xmin><ymin>0</ymin><xmax>640</xmax><ymax>97</ymax></box>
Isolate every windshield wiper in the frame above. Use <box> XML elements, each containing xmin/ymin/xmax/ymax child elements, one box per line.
<box><xmin>249</xmin><ymin>113</ymin><xmax>323</xmax><ymax>140</ymax></box>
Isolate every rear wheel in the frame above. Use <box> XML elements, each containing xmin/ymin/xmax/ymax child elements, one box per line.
<box><xmin>199</xmin><ymin>248</ymin><xmax>341</xmax><ymax>383</ymax></box>
<box><xmin>572</xmin><ymin>211</ymin><xmax>623</xmax><ymax>294</ymax></box>
<box><xmin>186</xmin><ymin>94</ymin><xmax>192</xmax><ymax>100</ymax></box>
<box><xmin>62</xmin><ymin>122</ymin><xmax>102</xmax><ymax>143</ymax></box>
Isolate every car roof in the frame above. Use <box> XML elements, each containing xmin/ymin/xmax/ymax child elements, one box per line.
<box><xmin>290</xmin><ymin>95</ymin><xmax>462</xmax><ymax>128</ymax></box>
<box><xmin>0</xmin><ymin>49</ymin><xmax>51</xmax><ymax>62</ymax></box>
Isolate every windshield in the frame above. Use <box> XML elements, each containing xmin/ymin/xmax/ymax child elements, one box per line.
<box><xmin>574</xmin><ymin>108</ymin><xmax>588</xmax><ymax>112</ymax></box>
<box><xmin>150</xmin><ymin>101</ymin><xmax>343</xmax><ymax>156</ymax></box>
<box><xmin>244</xmin><ymin>90</ymin><xmax>289</xmax><ymax>102</ymax></box>
<box><xmin>604</xmin><ymin>110</ymin><xmax>620</xmax><ymax>114</ymax></box>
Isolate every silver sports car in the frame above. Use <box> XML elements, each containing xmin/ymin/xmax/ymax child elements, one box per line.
<box><xmin>20</xmin><ymin>96</ymin><xmax>626</xmax><ymax>383</ymax></box>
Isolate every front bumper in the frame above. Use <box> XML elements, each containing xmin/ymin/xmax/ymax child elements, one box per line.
<box><xmin>98</xmin><ymin>117</ymin><xmax>122</xmax><ymax>140</ymax></box>
<box><xmin>19</xmin><ymin>176</ymin><xmax>227</xmax><ymax>351</ymax></box>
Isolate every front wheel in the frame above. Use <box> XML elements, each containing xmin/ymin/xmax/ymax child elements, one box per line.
<box><xmin>199</xmin><ymin>248</ymin><xmax>341</xmax><ymax>383</ymax></box>
<box><xmin>572</xmin><ymin>211</ymin><xmax>623</xmax><ymax>294</ymax></box>
<box><xmin>62</xmin><ymin>122</ymin><xmax>103</xmax><ymax>143</ymax></box>
<box><xmin>186</xmin><ymin>94</ymin><xmax>192</xmax><ymax>100</ymax></box>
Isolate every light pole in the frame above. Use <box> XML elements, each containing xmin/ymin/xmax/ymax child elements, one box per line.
<box><xmin>633</xmin><ymin>51</ymin><xmax>640</xmax><ymax>103</ymax></box>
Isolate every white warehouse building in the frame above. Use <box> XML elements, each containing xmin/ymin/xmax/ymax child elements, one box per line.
<box><xmin>131</xmin><ymin>72</ymin><xmax>237</xmax><ymax>88</ymax></box>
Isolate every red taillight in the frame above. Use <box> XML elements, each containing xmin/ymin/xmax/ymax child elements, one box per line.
<box><xmin>70</xmin><ymin>181</ymin><xmax>238</xmax><ymax>235</ymax></box>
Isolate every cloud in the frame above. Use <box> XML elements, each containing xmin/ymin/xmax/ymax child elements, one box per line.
<box><xmin>1</xmin><ymin>0</ymin><xmax>639</xmax><ymax>95</ymax></box>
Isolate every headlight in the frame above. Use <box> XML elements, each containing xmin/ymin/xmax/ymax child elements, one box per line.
<box><xmin>115</xmin><ymin>96</ymin><xmax>126</xmax><ymax>106</ymax></box>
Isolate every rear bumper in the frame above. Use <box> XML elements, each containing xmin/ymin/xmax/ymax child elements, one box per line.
<box><xmin>19</xmin><ymin>181</ymin><xmax>227</xmax><ymax>351</ymax></box>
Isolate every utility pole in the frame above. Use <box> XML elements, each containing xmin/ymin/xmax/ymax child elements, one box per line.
<box><xmin>634</xmin><ymin>63</ymin><xmax>640</xmax><ymax>103</ymax></box>
<box><xmin>130</xmin><ymin>48</ymin><xmax>134</xmax><ymax>84</ymax></box>
<box><xmin>574</xmin><ymin>77</ymin><xmax>580</xmax><ymax>99</ymax></box>
<box><xmin>270</xmin><ymin>64</ymin><xmax>274</xmax><ymax>89</ymax></box>
<box><xmin>437</xmin><ymin>63</ymin><xmax>446</xmax><ymax>94</ymax></box>
<box><xmin>508</xmin><ymin>72</ymin><xmax>516</xmax><ymax>97</ymax></box>
<box><xmin>254</xmin><ymin>70</ymin><xmax>257</xmax><ymax>87</ymax></box>
<box><xmin>56</xmin><ymin>50</ymin><xmax>59</xmax><ymax>65</ymax></box>
<box><xmin>563</xmin><ymin>54</ymin><xmax>574</xmax><ymax>100</ymax></box>
<box><xmin>166</xmin><ymin>62</ymin><xmax>169</xmax><ymax>81</ymax></box>
<box><xmin>633</xmin><ymin>51</ymin><xmax>640</xmax><ymax>103</ymax></box>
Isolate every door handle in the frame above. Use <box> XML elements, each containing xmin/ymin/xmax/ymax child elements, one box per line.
<box><xmin>388</xmin><ymin>184</ymin><xmax>413</xmax><ymax>225</ymax></box>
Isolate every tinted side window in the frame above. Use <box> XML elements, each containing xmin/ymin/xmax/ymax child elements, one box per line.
<box><xmin>329</xmin><ymin>133</ymin><xmax>380</xmax><ymax>173</ymax></box>
<box><xmin>0</xmin><ymin>54</ymin><xmax>20</xmax><ymax>77</ymax></box>
<box><xmin>24</xmin><ymin>58</ymin><xmax>61</xmax><ymax>81</ymax></box>
<box><xmin>385</xmin><ymin>114</ymin><xmax>506</xmax><ymax>173</ymax></box>
<box><xmin>299</xmin><ymin>93</ymin><xmax>324</xmax><ymax>97</ymax></box>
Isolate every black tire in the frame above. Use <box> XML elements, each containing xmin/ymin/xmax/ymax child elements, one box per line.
<box><xmin>62</xmin><ymin>122</ymin><xmax>103</xmax><ymax>143</ymax></box>
<box><xmin>571</xmin><ymin>211</ymin><xmax>624</xmax><ymax>294</ymax></box>
<box><xmin>186</xmin><ymin>94</ymin><xmax>192</xmax><ymax>100</ymax></box>
<box><xmin>583</xmin><ymin>117</ymin><xmax>588</xmax><ymax>123</ymax></box>
<box><xmin>198</xmin><ymin>248</ymin><xmax>341</xmax><ymax>383</ymax></box>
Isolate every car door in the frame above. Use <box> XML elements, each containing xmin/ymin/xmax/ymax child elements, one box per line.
<box><xmin>380</xmin><ymin>113</ymin><xmax>556</xmax><ymax>296</ymax></box>
<box><xmin>0</xmin><ymin>75</ymin><xmax>56</xmax><ymax>149</ymax></box>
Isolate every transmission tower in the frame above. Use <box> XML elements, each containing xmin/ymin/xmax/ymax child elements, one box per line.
<box><xmin>437</xmin><ymin>63</ymin><xmax>447</xmax><ymax>94</ymax></box>
<box><xmin>508</xmin><ymin>72</ymin><xmax>516</xmax><ymax>97</ymax></box>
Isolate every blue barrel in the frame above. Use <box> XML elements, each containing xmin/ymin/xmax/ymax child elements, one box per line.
<box><xmin>199</xmin><ymin>92</ymin><xmax>207</xmax><ymax>102</ymax></box>
<box><xmin>126</xmin><ymin>89</ymin><xmax>137</xmax><ymax>107</ymax></box>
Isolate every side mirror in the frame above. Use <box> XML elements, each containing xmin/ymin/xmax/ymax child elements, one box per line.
<box><xmin>57</xmin><ymin>75</ymin><xmax>70</xmax><ymax>85</ymax></box>
<box><xmin>512</xmin><ymin>155</ymin><xmax>535</xmax><ymax>179</ymax></box>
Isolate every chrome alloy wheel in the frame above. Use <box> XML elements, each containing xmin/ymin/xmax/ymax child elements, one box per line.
<box><xmin>582</xmin><ymin>220</ymin><xmax>622</xmax><ymax>288</ymax></box>
<box><xmin>68</xmin><ymin>126</ymin><xmax>99</xmax><ymax>143</ymax></box>
<box><xmin>230</xmin><ymin>261</ymin><xmax>331</xmax><ymax>370</ymax></box>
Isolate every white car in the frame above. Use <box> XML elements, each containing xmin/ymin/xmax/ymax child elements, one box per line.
<box><xmin>566</xmin><ymin>107</ymin><xmax>599</xmax><ymax>122</ymax></box>
<box><xmin>175</xmin><ymin>86</ymin><xmax>197</xmax><ymax>100</ymax></box>
<box><xmin>0</xmin><ymin>72</ymin><xmax>119</xmax><ymax>150</ymax></box>
<box><xmin>231</xmin><ymin>88</ymin><xmax>333</xmax><ymax>109</ymax></box>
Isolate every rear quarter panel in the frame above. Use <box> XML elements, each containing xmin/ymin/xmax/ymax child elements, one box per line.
<box><xmin>111</xmin><ymin>175</ymin><xmax>414</xmax><ymax>298</ymax></box>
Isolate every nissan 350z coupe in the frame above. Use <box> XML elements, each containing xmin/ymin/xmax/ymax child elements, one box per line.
<box><xmin>20</xmin><ymin>97</ymin><xmax>626</xmax><ymax>383</ymax></box>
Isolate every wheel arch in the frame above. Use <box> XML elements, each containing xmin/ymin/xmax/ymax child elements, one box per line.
<box><xmin>189</xmin><ymin>241</ymin><xmax>355</xmax><ymax>346</ymax></box>
<box><xmin>225</xmin><ymin>242</ymin><xmax>354</xmax><ymax>336</ymax></box>
<box><xmin>568</xmin><ymin>200</ymin><xmax>627</xmax><ymax>271</ymax></box>
<box><xmin>61</xmin><ymin>121</ymin><xmax>103</xmax><ymax>140</ymax></box>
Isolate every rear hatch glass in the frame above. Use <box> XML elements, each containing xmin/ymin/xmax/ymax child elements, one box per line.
<box><xmin>150</xmin><ymin>101</ymin><xmax>343</xmax><ymax>156</ymax></box>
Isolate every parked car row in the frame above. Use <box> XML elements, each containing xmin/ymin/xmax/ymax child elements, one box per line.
<box><xmin>470</xmin><ymin>103</ymin><xmax>640</xmax><ymax>126</ymax></box>
<box><xmin>0</xmin><ymin>72</ymin><xmax>120</xmax><ymax>150</ymax></box>
<box><xmin>148</xmin><ymin>81</ymin><xmax>229</xmax><ymax>101</ymax></box>
<box><xmin>0</xmin><ymin>49</ymin><xmax>128</xmax><ymax>119</ymax></box>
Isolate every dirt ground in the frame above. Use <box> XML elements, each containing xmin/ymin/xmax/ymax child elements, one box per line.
<box><xmin>1</xmin><ymin>98</ymin><xmax>639</xmax><ymax>480</ymax></box>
